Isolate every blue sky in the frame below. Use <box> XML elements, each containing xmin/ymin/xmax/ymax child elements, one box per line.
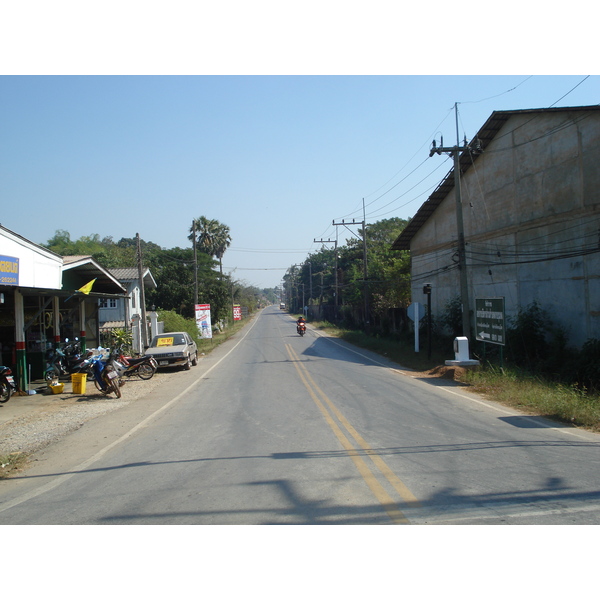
<box><xmin>1</xmin><ymin>6</ymin><xmax>598</xmax><ymax>290</ymax></box>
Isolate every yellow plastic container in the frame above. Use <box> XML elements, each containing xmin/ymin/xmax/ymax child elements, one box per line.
<box><xmin>71</xmin><ymin>373</ymin><xmax>87</xmax><ymax>394</ymax></box>
<box><xmin>50</xmin><ymin>383</ymin><xmax>65</xmax><ymax>394</ymax></box>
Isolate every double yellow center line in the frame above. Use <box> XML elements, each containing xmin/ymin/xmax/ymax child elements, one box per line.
<box><xmin>285</xmin><ymin>343</ymin><xmax>421</xmax><ymax>524</ymax></box>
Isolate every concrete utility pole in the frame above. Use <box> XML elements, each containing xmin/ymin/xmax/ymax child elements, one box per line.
<box><xmin>332</xmin><ymin>216</ymin><xmax>369</xmax><ymax>327</ymax></box>
<box><xmin>313</xmin><ymin>238</ymin><xmax>338</xmax><ymax>320</ymax></box>
<box><xmin>192</xmin><ymin>219</ymin><xmax>198</xmax><ymax>305</ymax></box>
<box><xmin>429</xmin><ymin>103</ymin><xmax>474</xmax><ymax>339</ymax></box>
<box><xmin>136</xmin><ymin>233</ymin><xmax>148</xmax><ymax>349</ymax></box>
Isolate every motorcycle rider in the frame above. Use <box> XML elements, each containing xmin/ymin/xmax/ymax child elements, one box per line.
<box><xmin>296</xmin><ymin>315</ymin><xmax>306</xmax><ymax>333</ymax></box>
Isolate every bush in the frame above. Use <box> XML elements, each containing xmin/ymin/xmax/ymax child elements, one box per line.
<box><xmin>505</xmin><ymin>301</ymin><xmax>550</xmax><ymax>371</ymax></box>
<box><xmin>577</xmin><ymin>338</ymin><xmax>600</xmax><ymax>392</ymax></box>
<box><xmin>439</xmin><ymin>295</ymin><xmax>463</xmax><ymax>338</ymax></box>
<box><xmin>157</xmin><ymin>309</ymin><xmax>202</xmax><ymax>345</ymax></box>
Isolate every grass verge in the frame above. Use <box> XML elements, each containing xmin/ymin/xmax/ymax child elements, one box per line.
<box><xmin>311</xmin><ymin>320</ymin><xmax>600</xmax><ymax>432</ymax></box>
<box><xmin>462</xmin><ymin>367</ymin><xmax>600</xmax><ymax>432</ymax></box>
<box><xmin>0</xmin><ymin>452</ymin><xmax>28</xmax><ymax>480</ymax></box>
<box><xmin>310</xmin><ymin>320</ymin><xmax>449</xmax><ymax>371</ymax></box>
<box><xmin>196</xmin><ymin>318</ymin><xmax>252</xmax><ymax>355</ymax></box>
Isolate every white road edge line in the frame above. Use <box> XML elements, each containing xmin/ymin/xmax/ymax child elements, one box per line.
<box><xmin>312</xmin><ymin>328</ymin><xmax>591</xmax><ymax>440</ymax></box>
<box><xmin>0</xmin><ymin>314</ymin><xmax>262</xmax><ymax>514</ymax></box>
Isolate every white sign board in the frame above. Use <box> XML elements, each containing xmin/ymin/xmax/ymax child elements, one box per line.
<box><xmin>195</xmin><ymin>304</ymin><xmax>212</xmax><ymax>339</ymax></box>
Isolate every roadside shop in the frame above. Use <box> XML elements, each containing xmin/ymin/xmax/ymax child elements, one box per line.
<box><xmin>0</xmin><ymin>225</ymin><xmax>127</xmax><ymax>391</ymax></box>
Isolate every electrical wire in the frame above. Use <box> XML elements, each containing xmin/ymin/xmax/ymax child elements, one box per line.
<box><xmin>335</xmin><ymin>108</ymin><xmax>456</xmax><ymax>222</ymax></box>
<box><xmin>298</xmin><ymin>76</ymin><xmax>598</xmax><ymax>290</ymax></box>
<box><xmin>228</xmin><ymin>247</ymin><xmax>312</xmax><ymax>254</ymax></box>
<box><xmin>467</xmin><ymin>246</ymin><xmax>600</xmax><ymax>266</ymax></box>
<box><xmin>458</xmin><ymin>76</ymin><xmax>535</xmax><ymax>105</ymax></box>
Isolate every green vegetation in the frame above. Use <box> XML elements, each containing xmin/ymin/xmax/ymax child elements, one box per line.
<box><xmin>284</xmin><ymin>217</ymin><xmax>411</xmax><ymax>328</ymax></box>
<box><xmin>0</xmin><ymin>452</ymin><xmax>28</xmax><ymax>480</ymax></box>
<box><xmin>43</xmin><ymin>220</ymin><xmax>278</xmax><ymax>328</ymax></box>
<box><xmin>156</xmin><ymin>308</ymin><xmax>247</xmax><ymax>349</ymax></box>
<box><xmin>462</xmin><ymin>367</ymin><xmax>600</xmax><ymax>432</ymax></box>
<box><xmin>158</xmin><ymin>309</ymin><xmax>202</xmax><ymax>342</ymax></box>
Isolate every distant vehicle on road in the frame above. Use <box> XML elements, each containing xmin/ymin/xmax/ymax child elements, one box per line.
<box><xmin>145</xmin><ymin>332</ymin><xmax>198</xmax><ymax>370</ymax></box>
<box><xmin>279</xmin><ymin>303</ymin><xmax>286</xmax><ymax>310</ymax></box>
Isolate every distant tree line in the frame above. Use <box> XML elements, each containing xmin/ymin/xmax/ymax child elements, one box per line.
<box><xmin>43</xmin><ymin>218</ymin><xmax>279</xmax><ymax>326</ymax></box>
<box><xmin>284</xmin><ymin>217</ymin><xmax>412</xmax><ymax>332</ymax></box>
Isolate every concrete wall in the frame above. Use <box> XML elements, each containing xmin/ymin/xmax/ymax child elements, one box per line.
<box><xmin>410</xmin><ymin>110</ymin><xmax>600</xmax><ymax>347</ymax></box>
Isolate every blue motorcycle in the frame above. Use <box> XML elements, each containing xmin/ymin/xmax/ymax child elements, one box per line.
<box><xmin>87</xmin><ymin>349</ymin><xmax>122</xmax><ymax>398</ymax></box>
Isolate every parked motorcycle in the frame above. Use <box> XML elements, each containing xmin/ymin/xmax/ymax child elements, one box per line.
<box><xmin>87</xmin><ymin>348</ymin><xmax>122</xmax><ymax>398</ymax></box>
<box><xmin>44</xmin><ymin>338</ymin><xmax>89</xmax><ymax>382</ymax></box>
<box><xmin>116</xmin><ymin>347</ymin><xmax>157</xmax><ymax>380</ymax></box>
<box><xmin>0</xmin><ymin>365</ymin><xmax>17</xmax><ymax>403</ymax></box>
<box><xmin>297</xmin><ymin>322</ymin><xmax>306</xmax><ymax>337</ymax></box>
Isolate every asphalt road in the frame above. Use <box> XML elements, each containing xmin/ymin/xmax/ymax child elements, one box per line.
<box><xmin>1</xmin><ymin>306</ymin><xmax>600</xmax><ymax>525</ymax></box>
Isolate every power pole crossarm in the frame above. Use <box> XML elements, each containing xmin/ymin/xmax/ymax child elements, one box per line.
<box><xmin>332</xmin><ymin>211</ymin><xmax>369</xmax><ymax>328</ymax></box>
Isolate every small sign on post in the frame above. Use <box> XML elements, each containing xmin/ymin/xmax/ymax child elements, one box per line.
<box><xmin>475</xmin><ymin>298</ymin><xmax>506</xmax><ymax>345</ymax></box>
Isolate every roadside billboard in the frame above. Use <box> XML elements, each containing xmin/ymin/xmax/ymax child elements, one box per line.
<box><xmin>195</xmin><ymin>303</ymin><xmax>212</xmax><ymax>339</ymax></box>
<box><xmin>233</xmin><ymin>304</ymin><xmax>242</xmax><ymax>321</ymax></box>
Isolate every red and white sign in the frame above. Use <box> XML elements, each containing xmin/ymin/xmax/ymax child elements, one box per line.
<box><xmin>233</xmin><ymin>304</ymin><xmax>242</xmax><ymax>321</ymax></box>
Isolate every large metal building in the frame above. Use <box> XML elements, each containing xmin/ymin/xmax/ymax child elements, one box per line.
<box><xmin>392</xmin><ymin>106</ymin><xmax>600</xmax><ymax>348</ymax></box>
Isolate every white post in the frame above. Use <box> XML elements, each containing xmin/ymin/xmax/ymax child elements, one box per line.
<box><xmin>414</xmin><ymin>302</ymin><xmax>421</xmax><ymax>352</ymax></box>
<box><xmin>131</xmin><ymin>313</ymin><xmax>142</xmax><ymax>355</ymax></box>
<box><xmin>149</xmin><ymin>309</ymin><xmax>158</xmax><ymax>341</ymax></box>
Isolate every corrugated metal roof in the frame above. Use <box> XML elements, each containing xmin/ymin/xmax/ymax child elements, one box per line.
<box><xmin>61</xmin><ymin>255</ymin><xmax>127</xmax><ymax>294</ymax></box>
<box><xmin>109</xmin><ymin>268</ymin><xmax>138</xmax><ymax>280</ymax></box>
<box><xmin>109</xmin><ymin>267</ymin><xmax>157</xmax><ymax>289</ymax></box>
<box><xmin>391</xmin><ymin>105</ymin><xmax>600</xmax><ymax>251</ymax></box>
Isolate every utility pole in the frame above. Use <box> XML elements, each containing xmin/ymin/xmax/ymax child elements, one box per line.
<box><xmin>136</xmin><ymin>233</ymin><xmax>148</xmax><ymax>349</ymax></box>
<box><xmin>289</xmin><ymin>264</ymin><xmax>302</xmax><ymax>313</ymax></box>
<box><xmin>361</xmin><ymin>198</ymin><xmax>369</xmax><ymax>328</ymax></box>
<box><xmin>192</xmin><ymin>219</ymin><xmax>198</xmax><ymax>306</ymax></box>
<box><xmin>309</xmin><ymin>262</ymin><xmax>312</xmax><ymax>309</ymax></box>
<box><xmin>429</xmin><ymin>102</ymin><xmax>479</xmax><ymax>339</ymax></box>
<box><xmin>314</xmin><ymin>237</ymin><xmax>338</xmax><ymax>321</ymax></box>
<box><xmin>332</xmin><ymin>217</ymin><xmax>369</xmax><ymax>328</ymax></box>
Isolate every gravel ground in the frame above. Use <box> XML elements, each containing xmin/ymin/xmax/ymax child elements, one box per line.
<box><xmin>0</xmin><ymin>370</ymin><xmax>181</xmax><ymax>457</ymax></box>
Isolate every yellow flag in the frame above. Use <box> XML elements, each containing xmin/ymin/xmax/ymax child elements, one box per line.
<box><xmin>77</xmin><ymin>278</ymin><xmax>96</xmax><ymax>294</ymax></box>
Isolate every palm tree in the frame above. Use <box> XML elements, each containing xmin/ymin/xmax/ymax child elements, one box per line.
<box><xmin>213</xmin><ymin>222</ymin><xmax>232</xmax><ymax>275</ymax></box>
<box><xmin>189</xmin><ymin>216</ymin><xmax>232</xmax><ymax>275</ymax></box>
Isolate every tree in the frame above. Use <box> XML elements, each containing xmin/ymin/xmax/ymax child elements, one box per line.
<box><xmin>188</xmin><ymin>216</ymin><xmax>232</xmax><ymax>275</ymax></box>
<box><xmin>41</xmin><ymin>227</ymin><xmax>237</xmax><ymax>326</ymax></box>
<box><xmin>284</xmin><ymin>217</ymin><xmax>411</xmax><ymax>330</ymax></box>
<box><xmin>145</xmin><ymin>247</ymin><xmax>197</xmax><ymax>317</ymax></box>
<box><xmin>213</xmin><ymin>222</ymin><xmax>232</xmax><ymax>276</ymax></box>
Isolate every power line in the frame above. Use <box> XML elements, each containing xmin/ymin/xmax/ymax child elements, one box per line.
<box><xmin>228</xmin><ymin>247</ymin><xmax>312</xmax><ymax>254</ymax></box>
